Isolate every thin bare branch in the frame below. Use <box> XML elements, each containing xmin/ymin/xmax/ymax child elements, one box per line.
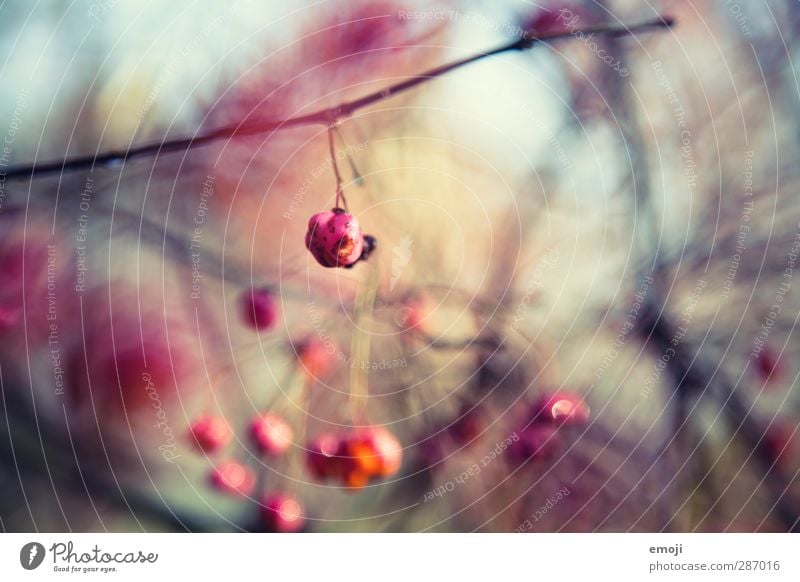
<box><xmin>2</xmin><ymin>16</ymin><xmax>673</xmax><ymax>181</ymax></box>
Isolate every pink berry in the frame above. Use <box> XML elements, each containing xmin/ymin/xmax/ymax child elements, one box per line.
<box><xmin>189</xmin><ymin>416</ymin><xmax>232</xmax><ymax>453</ymax></box>
<box><xmin>531</xmin><ymin>391</ymin><xmax>590</xmax><ymax>426</ymax></box>
<box><xmin>304</xmin><ymin>208</ymin><xmax>364</xmax><ymax>268</ymax></box>
<box><xmin>250</xmin><ymin>413</ymin><xmax>293</xmax><ymax>456</ymax></box>
<box><xmin>241</xmin><ymin>287</ymin><xmax>278</xmax><ymax>331</ymax></box>
<box><xmin>261</xmin><ymin>493</ymin><xmax>305</xmax><ymax>532</ymax></box>
<box><xmin>306</xmin><ymin>433</ymin><xmax>341</xmax><ymax>480</ymax></box>
<box><xmin>210</xmin><ymin>460</ymin><xmax>256</xmax><ymax>496</ymax></box>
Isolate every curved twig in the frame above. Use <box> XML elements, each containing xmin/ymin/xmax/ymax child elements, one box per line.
<box><xmin>2</xmin><ymin>17</ymin><xmax>673</xmax><ymax>181</ymax></box>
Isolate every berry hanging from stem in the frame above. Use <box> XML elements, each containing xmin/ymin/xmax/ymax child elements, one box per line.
<box><xmin>327</xmin><ymin>122</ymin><xmax>347</xmax><ymax>212</ymax></box>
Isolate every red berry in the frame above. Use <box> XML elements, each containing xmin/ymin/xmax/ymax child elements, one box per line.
<box><xmin>210</xmin><ymin>460</ymin><xmax>255</xmax><ymax>496</ymax></box>
<box><xmin>189</xmin><ymin>415</ymin><xmax>232</xmax><ymax>454</ymax></box>
<box><xmin>241</xmin><ymin>287</ymin><xmax>278</xmax><ymax>331</ymax></box>
<box><xmin>250</xmin><ymin>413</ymin><xmax>293</xmax><ymax>456</ymax></box>
<box><xmin>305</xmin><ymin>208</ymin><xmax>364</xmax><ymax>268</ymax></box>
<box><xmin>261</xmin><ymin>493</ymin><xmax>305</xmax><ymax>532</ymax></box>
<box><xmin>306</xmin><ymin>433</ymin><xmax>341</xmax><ymax>480</ymax></box>
<box><xmin>531</xmin><ymin>391</ymin><xmax>590</xmax><ymax>426</ymax></box>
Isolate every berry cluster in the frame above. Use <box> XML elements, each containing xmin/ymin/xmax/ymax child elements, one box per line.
<box><xmin>190</xmin><ymin>292</ymin><xmax>403</xmax><ymax>529</ymax></box>
<box><xmin>188</xmin><ymin>411</ymin><xmax>304</xmax><ymax>531</ymax></box>
<box><xmin>307</xmin><ymin>427</ymin><xmax>403</xmax><ymax>489</ymax></box>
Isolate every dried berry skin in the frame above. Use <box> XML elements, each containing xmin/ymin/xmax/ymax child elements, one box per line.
<box><xmin>305</xmin><ymin>209</ymin><xmax>365</xmax><ymax>268</ymax></box>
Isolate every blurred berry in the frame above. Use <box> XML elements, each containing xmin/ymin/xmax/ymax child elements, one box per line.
<box><xmin>338</xmin><ymin>427</ymin><xmax>403</xmax><ymax>489</ymax></box>
<box><xmin>250</xmin><ymin>413</ymin><xmax>293</xmax><ymax>456</ymax></box>
<box><xmin>763</xmin><ymin>422</ymin><xmax>795</xmax><ymax>468</ymax></box>
<box><xmin>210</xmin><ymin>460</ymin><xmax>256</xmax><ymax>496</ymax></box>
<box><xmin>261</xmin><ymin>493</ymin><xmax>305</xmax><ymax>532</ymax></box>
<box><xmin>241</xmin><ymin>287</ymin><xmax>278</xmax><ymax>331</ymax></box>
<box><xmin>306</xmin><ymin>433</ymin><xmax>341</xmax><ymax>480</ymax></box>
<box><xmin>295</xmin><ymin>337</ymin><xmax>335</xmax><ymax>379</ymax></box>
<box><xmin>190</xmin><ymin>415</ymin><xmax>232</xmax><ymax>454</ymax></box>
<box><xmin>755</xmin><ymin>347</ymin><xmax>783</xmax><ymax>386</ymax></box>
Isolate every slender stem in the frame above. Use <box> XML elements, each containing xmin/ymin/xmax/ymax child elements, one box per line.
<box><xmin>333</xmin><ymin>124</ymin><xmax>363</xmax><ymax>185</ymax></box>
<box><xmin>2</xmin><ymin>16</ymin><xmax>673</xmax><ymax>181</ymax></box>
<box><xmin>349</xmin><ymin>266</ymin><xmax>379</xmax><ymax>425</ymax></box>
<box><xmin>327</xmin><ymin>124</ymin><xmax>346</xmax><ymax>210</ymax></box>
